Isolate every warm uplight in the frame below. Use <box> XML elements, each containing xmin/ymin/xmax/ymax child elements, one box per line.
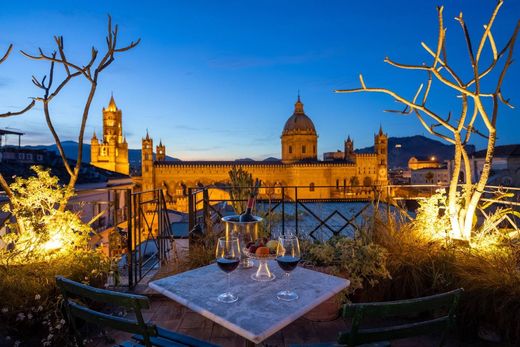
<box><xmin>430</xmin><ymin>156</ymin><xmax>436</xmax><ymax>161</ymax></box>
<box><xmin>42</xmin><ymin>234</ymin><xmax>63</xmax><ymax>251</ymax></box>
<box><xmin>0</xmin><ymin>167</ymin><xmax>91</xmax><ymax>265</ymax></box>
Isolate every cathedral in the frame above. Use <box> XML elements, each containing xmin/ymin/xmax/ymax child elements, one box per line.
<box><xmin>140</xmin><ymin>96</ymin><xmax>388</xmax><ymax>210</ymax></box>
<box><xmin>90</xmin><ymin>95</ymin><xmax>130</xmax><ymax>175</ymax></box>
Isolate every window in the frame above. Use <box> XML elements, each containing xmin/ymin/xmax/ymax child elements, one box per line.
<box><xmin>309</xmin><ymin>183</ymin><xmax>315</xmax><ymax>192</ymax></box>
<box><xmin>313</xmin><ymin>145</ymin><xmax>316</xmax><ymax>154</ymax></box>
<box><xmin>289</xmin><ymin>145</ymin><xmax>292</xmax><ymax>154</ymax></box>
<box><xmin>336</xmin><ymin>179</ymin><xmax>339</xmax><ymax>190</ymax></box>
<box><xmin>302</xmin><ymin>145</ymin><xmax>306</xmax><ymax>154</ymax></box>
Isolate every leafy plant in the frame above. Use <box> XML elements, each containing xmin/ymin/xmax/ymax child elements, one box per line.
<box><xmin>0</xmin><ymin>167</ymin><xmax>114</xmax><ymax>345</ymax></box>
<box><xmin>0</xmin><ymin>250</ymin><xmax>112</xmax><ymax>346</ymax></box>
<box><xmin>1</xmin><ymin>166</ymin><xmax>92</xmax><ymax>265</ymax></box>
<box><xmin>228</xmin><ymin>166</ymin><xmax>253</xmax><ymax>214</ymax></box>
<box><xmin>301</xmin><ymin>234</ymin><xmax>390</xmax><ymax>300</ymax></box>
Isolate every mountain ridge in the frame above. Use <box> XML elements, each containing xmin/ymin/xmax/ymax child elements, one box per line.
<box><xmin>21</xmin><ymin>135</ymin><xmax>475</xmax><ymax>169</ymax></box>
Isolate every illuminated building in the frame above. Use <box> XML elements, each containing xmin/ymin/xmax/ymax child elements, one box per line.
<box><xmin>90</xmin><ymin>95</ymin><xmax>130</xmax><ymax>175</ymax></box>
<box><xmin>140</xmin><ymin>96</ymin><xmax>388</xmax><ymax>211</ymax></box>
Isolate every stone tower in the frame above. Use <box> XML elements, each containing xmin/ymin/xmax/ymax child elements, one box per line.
<box><xmin>374</xmin><ymin>125</ymin><xmax>388</xmax><ymax>184</ymax></box>
<box><xmin>344</xmin><ymin>135</ymin><xmax>355</xmax><ymax>162</ymax></box>
<box><xmin>156</xmin><ymin>140</ymin><xmax>166</xmax><ymax>161</ymax></box>
<box><xmin>281</xmin><ymin>95</ymin><xmax>318</xmax><ymax>163</ymax></box>
<box><xmin>141</xmin><ymin>131</ymin><xmax>154</xmax><ymax>192</ymax></box>
<box><xmin>90</xmin><ymin>95</ymin><xmax>129</xmax><ymax>175</ymax></box>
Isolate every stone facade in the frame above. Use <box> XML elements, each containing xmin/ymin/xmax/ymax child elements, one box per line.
<box><xmin>90</xmin><ymin>95</ymin><xmax>129</xmax><ymax>175</ymax></box>
<box><xmin>141</xmin><ymin>96</ymin><xmax>388</xmax><ymax>211</ymax></box>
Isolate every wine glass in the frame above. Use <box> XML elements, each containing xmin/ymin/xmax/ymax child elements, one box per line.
<box><xmin>275</xmin><ymin>234</ymin><xmax>301</xmax><ymax>301</ymax></box>
<box><xmin>215</xmin><ymin>236</ymin><xmax>240</xmax><ymax>303</ymax></box>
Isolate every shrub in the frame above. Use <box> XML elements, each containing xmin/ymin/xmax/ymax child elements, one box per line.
<box><xmin>301</xmin><ymin>234</ymin><xmax>391</xmax><ymax>301</ymax></box>
<box><xmin>367</xmin><ymin>197</ymin><xmax>520</xmax><ymax>344</ymax></box>
<box><xmin>0</xmin><ymin>250</ymin><xmax>112</xmax><ymax>346</ymax></box>
<box><xmin>0</xmin><ymin>167</ymin><xmax>114</xmax><ymax>346</ymax></box>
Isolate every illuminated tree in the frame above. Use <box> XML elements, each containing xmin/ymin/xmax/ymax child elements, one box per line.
<box><xmin>0</xmin><ymin>16</ymin><xmax>140</xmax><ymax>212</ymax></box>
<box><xmin>336</xmin><ymin>1</ymin><xmax>519</xmax><ymax>241</ymax></box>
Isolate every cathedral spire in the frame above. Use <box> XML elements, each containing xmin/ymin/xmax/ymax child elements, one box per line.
<box><xmin>294</xmin><ymin>92</ymin><xmax>304</xmax><ymax>114</ymax></box>
<box><xmin>107</xmin><ymin>93</ymin><xmax>117</xmax><ymax>112</ymax></box>
<box><xmin>378</xmin><ymin>124</ymin><xmax>384</xmax><ymax>136</ymax></box>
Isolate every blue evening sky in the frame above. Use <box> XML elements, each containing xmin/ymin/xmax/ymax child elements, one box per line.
<box><xmin>0</xmin><ymin>0</ymin><xmax>518</xmax><ymax>160</ymax></box>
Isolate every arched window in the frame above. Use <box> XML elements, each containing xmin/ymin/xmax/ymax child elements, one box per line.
<box><xmin>313</xmin><ymin>145</ymin><xmax>316</xmax><ymax>154</ymax></box>
<box><xmin>309</xmin><ymin>183</ymin><xmax>315</xmax><ymax>192</ymax></box>
<box><xmin>289</xmin><ymin>145</ymin><xmax>292</xmax><ymax>154</ymax></box>
<box><xmin>302</xmin><ymin>145</ymin><xmax>306</xmax><ymax>154</ymax></box>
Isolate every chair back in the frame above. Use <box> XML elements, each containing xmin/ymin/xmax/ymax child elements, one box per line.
<box><xmin>338</xmin><ymin>288</ymin><xmax>463</xmax><ymax>346</ymax></box>
<box><xmin>56</xmin><ymin>276</ymin><xmax>157</xmax><ymax>346</ymax></box>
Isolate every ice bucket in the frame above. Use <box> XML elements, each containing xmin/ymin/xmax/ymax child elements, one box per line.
<box><xmin>221</xmin><ymin>214</ymin><xmax>262</xmax><ymax>268</ymax></box>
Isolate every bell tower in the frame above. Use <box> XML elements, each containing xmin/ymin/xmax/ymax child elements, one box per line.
<box><xmin>141</xmin><ymin>131</ymin><xmax>154</xmax><ymax>192</ymax></box>
<box><xmin>374</xmin><ymin>125</ymin><xmax>388</xmax><ymax>184</ymax></box>
<box><xmin>90</xmin><ymin>94</ymin><xmax>129</xmax><ymax>175</ymax></box>
<box><xmin>344</xmin><ymin>135</ymin><xmax>355</xmax><ymax>162</ymax></box>
<box><xmin>156</xmin><ymin>140</ymin><xmax>166</xmax><ymax>162</ymax></box>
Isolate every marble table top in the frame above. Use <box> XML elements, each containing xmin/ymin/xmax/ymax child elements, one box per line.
<box><xmin>149</xmin><ymin>261</ymin><xmax>350</xmax><ymax>344</ymax></box>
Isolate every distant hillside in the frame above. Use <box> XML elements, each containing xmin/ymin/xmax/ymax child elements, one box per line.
<box><xmin>25</xmin><ymin>141</ymin><xmax>179</xmax><ymax>168</ymax></box>
<box><xmin>356</xmin><ymin>135</ymin><xmax>475</xmax><ymax>168</ymax></box>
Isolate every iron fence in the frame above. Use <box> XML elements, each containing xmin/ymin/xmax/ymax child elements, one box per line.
<box><xmin>187</xmin><ymin>184</ymin><xmax>520</xmax><ymax>240</ymax></box>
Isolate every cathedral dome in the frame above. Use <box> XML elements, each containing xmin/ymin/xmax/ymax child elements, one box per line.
<box><xmin>282</xmin><ymin>96</ymin><xmax>317</xmax><ymax>136</ymax></box>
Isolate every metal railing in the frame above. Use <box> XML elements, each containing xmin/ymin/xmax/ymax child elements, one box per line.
<box><xmin>0</xmin><ymin>187</ymin><xmax>174</xmax><ymax>288</ymax></box>
<box><xmin>187</xmin><ymin>184</ymin><xmax>520</xmax><ymax>240</ymax></box>
<box><xmin>125</xmin><ymin>189</ymin><xmax>173</xmax><ymax>288</ymax></box>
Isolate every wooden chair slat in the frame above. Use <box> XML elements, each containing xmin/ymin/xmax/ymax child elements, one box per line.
<box><xmin>337</xmin><ymin>288</ymin><xmax>463</xmax><ymax>346</ymax></box>
<box><xmin>337</xmin><ymin>316</ymin><xmax>449</xmax><ymax>345</ymax></box>
<box><xmin>68</xmin><ymin>300</ymin><xmax>157</xmax><ymax>336</ymax></box>
<box><xmin>56</xmin><ymin>276</ymin><xmax>150</xmax><ymax>310</ymax></box>
<box><xmin>56</xmin><ymin>276</ymin><xmax>220</xmax><ymax>347</ymax></box>
<box><xmin>118</xmin><ymin>341</ymin><xmax>147</xmax><ymax>347</ymax></box>
<box><xmin>342</xmin><ymin>288</ymin><xmax>463</xmax><ymax>318</ymax></box>
<box><xmin>133</xmin><ymin>326</ymin><xmax>221</xmax><ymax>347</ymax></box>
<box><xmin>156</xmin><ymin>327</ymin><xmax>220</xmax><ymax>347</ymax></box>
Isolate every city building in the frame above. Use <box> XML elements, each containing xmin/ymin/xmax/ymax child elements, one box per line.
<box><xmin>410</xmin><ymin>167</ymin><xmax>450</xmax><ymax>185</ymax></box>
<box><xmin>408</xmin><ymin>156</ymin><xmax>442</xmax><ymax>170</ymax></box>
<box><xmin>139</xmin><ymin>96</ymin><xmax>389</xmax><ymax>211</ymax></box>
<box><xmin>90</xmin><ymin>95</ymin><xmax>130</xmax><ymax>175</ymax></box>
<box><xmin>447</xmin><ymin>144</ymin><xmax>520</xmax><ymax>186</ymax></box>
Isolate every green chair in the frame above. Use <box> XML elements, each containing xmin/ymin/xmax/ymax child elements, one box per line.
<box><xmin>293</xmin><ymin>288</ymin><xmax>463</xmax><ymax>347</ymax></box>
<box><xmin>56</xmin><ymin>276</ymin><xmax>219</xmax><ymax>347</ymax></box>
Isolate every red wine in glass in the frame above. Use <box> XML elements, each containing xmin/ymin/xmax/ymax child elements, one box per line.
<box><xmin>216</xmin><ymin>236</ymin><xmax>240</xmax><ymax>303</ymax></box>
<box><xmin>276</xmin><ymin>256</ymin><xmax>300</xmax><ymax>272</ymax></box>
<box><xmin>217</xmin><ymin>257</ymin><xmax>240</xmax><ymax>273</ymax></box>
<box><xmin>276</xmin><ymin>235</ymin><xmax>301</xmax><ymax>301</ymax></box>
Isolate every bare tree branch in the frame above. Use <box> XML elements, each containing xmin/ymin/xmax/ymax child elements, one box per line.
<box><xmin>0</xmin><ymin>100</ymin><xmax>36</xmax><ymax>118</ymax></box>
<box><xmin>336</xmin><ymin>2</ymin><xmax>517</xmax><ymax>241</ymax></box>
<box><xmin>0</xmin><ymin>43</ymin><xmax>13</xmax><ymax>64</ymax></box>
